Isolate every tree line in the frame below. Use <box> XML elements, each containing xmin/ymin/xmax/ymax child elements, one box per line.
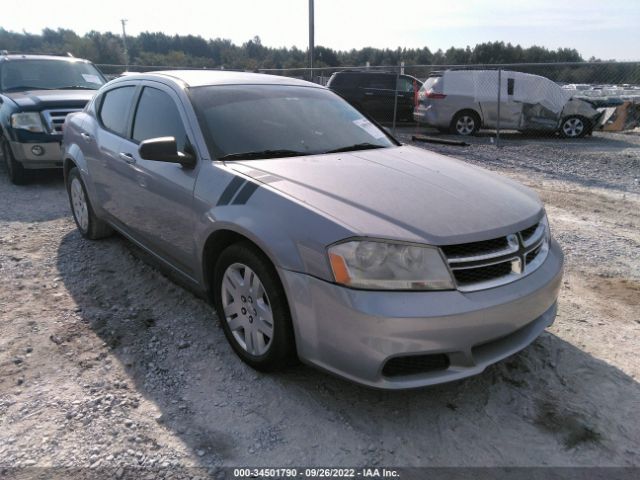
<box><xmin>1</xmin><ymin>28</ymin><xmax>638</xmax><ymax>83</ymax></box>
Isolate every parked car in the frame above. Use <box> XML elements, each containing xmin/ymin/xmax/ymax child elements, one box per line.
<box><xmin>0</xmin><ymin>53</ymin><xmax>106</xmax><ymax>184</ymax></box>
<box><xmin>414</xmin><ymin>70</ymin><xmax>603</xmax><ymax>138</ymax></box>
<box><xmin>62</xmin><ymin>70</ymin><xmax>563</xmax><ymax>389</ymax></box>
<box><xmin>327</xmin><ymin>70</ymin><xmax>422</xmax><ymax>123</ymax></box>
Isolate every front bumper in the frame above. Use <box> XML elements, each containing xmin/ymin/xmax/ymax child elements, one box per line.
<box><xmin>9</xmin><ymin>140</ymin><xmax>64</xmax><ymax>169</ymax></box>
<box><xmin>280</xmin><ymin>239</ymin><xmax>564</xmax><ymax>389</ymax></box>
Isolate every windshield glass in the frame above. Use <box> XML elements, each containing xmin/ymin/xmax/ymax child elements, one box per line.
<box><xmin>190</xmin><ymin>85</ymin><xmax>395</xmax><ymax>159</ymax></box>
<box><xmin>0</xmin><ymin>60</ymin><xmax>105</xmax><ymax>92</ymax></box>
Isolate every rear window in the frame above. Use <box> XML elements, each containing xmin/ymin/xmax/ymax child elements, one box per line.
<box><xmin>420</xmin><ymin>76</ymin><xmax>442</xmax><ymax>92</ymax></box>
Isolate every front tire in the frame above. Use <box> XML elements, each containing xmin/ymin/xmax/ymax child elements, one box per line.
<box><xmin>560</xmin><ymin>116</ymin><xmax>588</xmax><ymax>138</ymax></box>
<box><xmin>213</xmin><ymin>242</ymin><xmax>296</xmax><ymax>371</ymax></box>
<box><xmin>2</xmin><ymin>138</ymin><xmax>27</xmax><ymax>185</ymax></box>
<box><xmin>66</xmin><ymin>167</ymin><xmax>113</xmax><ymax>239</ymax></box>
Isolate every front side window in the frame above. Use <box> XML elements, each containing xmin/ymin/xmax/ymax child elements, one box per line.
<box><xmin>99</xmin><ymin>86</ymin><xmax>136</xmax><ymax>136</ymax></box>
<box><xmin>190</xmin><ymin>85</ymin><xmax>395</xmax><ymax>160</ymax></box>
<box><xmin>132</xmin><ymin>87</ymin><xmax>187</xmax><ymax>151</ymax></box>
<box><xmin>0</xmin><ymin>60</ymin><xmax>105</xmax><ymax>92</ymax></box>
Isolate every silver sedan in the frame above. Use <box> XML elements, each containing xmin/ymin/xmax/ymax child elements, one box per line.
<box><xmin>62</xmin><ymin>71</ymin><xmax>563</xmax><ymax>389</ymax></box>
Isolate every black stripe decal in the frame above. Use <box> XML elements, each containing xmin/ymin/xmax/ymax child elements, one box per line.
<box><xmin>231</xmin><ymin>181</ymin><xmax>260</xmax><ymax>205</ymax></box>
<box><xmin>217</xmin><ymin>177</ymin><xmax>246</xmax><ymax>206</ymax></box>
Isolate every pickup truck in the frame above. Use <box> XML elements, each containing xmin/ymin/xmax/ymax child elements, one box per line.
<box><xmin>0</xmin><ymin>53</ymin><xmax>106</xmax><ymax>184</ymax></box>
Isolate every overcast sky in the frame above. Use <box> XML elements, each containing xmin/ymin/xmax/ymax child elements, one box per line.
<box><xmin>2</xmin><ymin>0</ymin><xmax>639</xmax><ymax>60</ymax></box>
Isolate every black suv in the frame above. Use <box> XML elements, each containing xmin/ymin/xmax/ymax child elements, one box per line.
<box><xmin>0</xmin><ymin>54</ymin><xmax>106</xmax><ymax>184</ymax></box>
<box><xmin>327</xmin><ymin>71</ymin><xmax>422</xmax><ymax>123</ymax></box>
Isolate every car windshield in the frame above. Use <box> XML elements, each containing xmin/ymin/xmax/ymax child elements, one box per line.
<box><xmin>0</xmin><ymin>59</ymin><xmax>105</xmax><ymax>92</ymax></box>
<box><xmin>189</xmin><ymin>84</ymin><xmax>395</xmax><ymax>160</ymax></box>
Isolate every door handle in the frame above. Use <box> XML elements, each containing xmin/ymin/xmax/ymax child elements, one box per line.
<box><xmin>364</xmin><ymin>92</ymin><xmax>374</xmax><ymax>96</ymax></box>
<box><xmin>80</xmin><ymin>132</ymin><xmax>92</xmax><ymax>141</ymax></box>
<box><xmin>119</xmin><ymin>152</ymin><xmax>136</xmax><ymax>164</ymax></box>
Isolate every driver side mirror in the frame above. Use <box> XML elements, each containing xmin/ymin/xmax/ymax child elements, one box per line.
<box><xmin>138</xmin><ymin>136</ymin><xmax>196</xmax><ymax>168</ymax></box>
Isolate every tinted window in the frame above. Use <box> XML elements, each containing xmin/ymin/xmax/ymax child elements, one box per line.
<box><xmin>132</xmin><ymin>87</ymin><xmax>187</xmax><ymax>151</ymax></box>
<box><xmin>328</xmin><ymin>73</ymin><xmax>359</xmax><ymax>88</ymax></box>
<box><xmin>364</xmin><ymin>75</ymin><xmax>394</xmax><ymax>90</ymax></box>
<box><xmin>99</xmin><ymin>86</ymin><xmax>136</xmax><ymax>136</ymax></box>
<box><xmin>190</xmin><ymin>85</ymin><xmax>394</xmax><ymax>159</ymax></box>
<box><xmin>0</xmin><ymin>59</ymin><xmax>105</xmax><ymax>92</ymax></box>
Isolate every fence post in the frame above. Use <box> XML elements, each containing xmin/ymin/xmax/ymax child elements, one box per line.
<box><xmin>392</xmin><ymin>66</ymin><xmax>400</xmax><ymax>136</ymax></box>
<box><xmin>496</xmin><ymin>68</ymin><xmax>502</xmax><ymax>148</ymax></box>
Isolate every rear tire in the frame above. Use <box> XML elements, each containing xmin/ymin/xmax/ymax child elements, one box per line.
<box><xmin>450</xmin><ymin>111</ymin><xmax>480</xmax><ymax>136</ymax></box>
<box><xmin>213</xmin><ymin>242</ymin><xmax>296</xmax><ymax>372</ymax></box>
<box><xmin>66</xmin><ymin>167</ymin><xmax>113</xmax><ymax>239</ymax></box>
<box><xmin>2</xmin><ymin>138</ymin><xmax>27</xmax><ymax>185</ymax></box>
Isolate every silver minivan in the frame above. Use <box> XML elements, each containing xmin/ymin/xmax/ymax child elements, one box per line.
<box><xmin>414</xmin><ymin>70</ymin><xmax>602</xmax><ymax>138</ymax></box>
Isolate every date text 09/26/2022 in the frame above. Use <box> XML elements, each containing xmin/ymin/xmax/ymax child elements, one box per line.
<box><xmin>233</xmin><ymin>468</ymin><xmax>400</xmax><ymax>478</ymax></box>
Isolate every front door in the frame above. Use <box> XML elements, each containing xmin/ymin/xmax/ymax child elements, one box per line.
<box><xmin>115</xmin><ymin>84</ymin><xmax>200</xmax><ymax>277</ymax></box>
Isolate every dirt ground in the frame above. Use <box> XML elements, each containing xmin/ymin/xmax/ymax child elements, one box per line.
<box><xmin>1</xmin><ymin>130</ymin><xmax>639</xmax><ymax>477</ymax></box>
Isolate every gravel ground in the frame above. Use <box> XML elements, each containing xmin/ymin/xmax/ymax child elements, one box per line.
<box><xmin>1</xmin><ymin>131</ymin><xmax>639</xmax><ymax>478</ymax></box>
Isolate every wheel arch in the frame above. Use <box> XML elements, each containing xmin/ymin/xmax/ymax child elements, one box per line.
<box><xmin>452</xmin><ymin>108</ymin><xmax>482</xmax><ymax>127</ymax></box>
<box><xmin>201</xmin><ymin>226</ymin><xmax>286</xmax><ymax>304</ymax></box>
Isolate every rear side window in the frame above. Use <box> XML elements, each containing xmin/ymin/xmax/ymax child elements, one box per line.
<box><xmin>328</xmin><ymin>73</ymin><xmax>359</xmax><ymax>88</ymax></box>
<box><xmin>99</xmin><ymin>86</ymin><xmax>135</xmax><ymax>136</ymax></box>
<box><xmin>364</xmin><ymin>75</ymin><xmax>394</xmax><ymax>90</ymax></box>
<box><xmin>132</xmin><ymin>87</ymin><xmax>187</xmax><ymax>151</ymax></box>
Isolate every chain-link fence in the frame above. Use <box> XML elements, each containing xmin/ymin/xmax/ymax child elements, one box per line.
<box><xmin>255</xmin><ymin>61</ymin><xmax>640</xmax><ymax>144</ymax></box>
<box><xmin>96</xmin><ymin>61</ymin><xmax>640</xmax><ymax>145</ymax></box>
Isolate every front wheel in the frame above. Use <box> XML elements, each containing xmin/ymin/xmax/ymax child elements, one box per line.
<box><xmin>559</xmin><ymin>116</ymin><xmax>588</xmax><ymax>138</ymax></box>
<box><xmin>2</xmin><ymin>139</ymin><xmax>27</xmax><ymax>185</ymax></box>
<box><xmin>66</xmin><ymin>167</ymin><xmax>113</xmax><ymax>239</ymax></box>
<box><xmin>213</xmin><ymin>242</ymin><xmax>296</xmax><ymax>371</ymax></box>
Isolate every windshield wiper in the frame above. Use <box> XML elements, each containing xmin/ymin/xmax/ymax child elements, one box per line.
<box><xmin>324</xmin><ymin>143</ymin><xmax>386</xmax><ymax>154</ymax></box>
<box><xmin>2</xmin><ymin>86</ymin><xmax>54</xmax><ymax>92</ymax></box>
<box><xmin>218</xmin><ymin>149</ymin><xmax>307</xmax><ymax>161</ymax></box>
<box><xmin>58</xmin><ymin>85</ymin><xmax>99</xmax><ymax>90</ymax></box>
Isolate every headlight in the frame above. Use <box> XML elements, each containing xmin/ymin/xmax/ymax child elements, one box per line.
<box><xmin>11</xmin><ymin>112</ymin><xmax>45</xmax><ymax>133</ymax></box>
<box><xmin>327</xmin><ymin>240</ymin><xmax>454</xmax><ymax>290</ymax></box>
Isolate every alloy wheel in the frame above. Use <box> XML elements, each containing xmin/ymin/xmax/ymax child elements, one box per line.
<box><xmin>562</xmin><ymin>117</ymin><xmax>584</xmax><ymax>138</ymax></box>
<box><xmin>221</xmin><ymin>262</ymin><xmax>274</xmax><ymax>356</ymax></box>
<box><xmin>455</xmin><ymin>115</ymin><xmax>476</xmax><ymax>135</ymax></box>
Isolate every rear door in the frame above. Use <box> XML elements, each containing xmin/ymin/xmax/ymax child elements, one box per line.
<box><xmin>115</xmin><ymin>82</ymin><xmax>200</xmax><ymax>277</ymax></box>
<box><xmin>361</xmin><ymin>74</ymin><xmax>396</xmax><ymax>121</ymax></box>
<box><xmin>83</xmin><ymin>83</ymin><xmax>137</xmax><ymax>217</ymax></box>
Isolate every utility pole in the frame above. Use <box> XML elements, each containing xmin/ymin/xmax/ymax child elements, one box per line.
<box><xmin>308</xmin><ymin>0</ymin><xmax>314</xmax><ymax>82</ymax></box>
<box><xmin>121</xmin><ymin>19</ymin><xmax>129</xmax><ymax>70</ymax></box>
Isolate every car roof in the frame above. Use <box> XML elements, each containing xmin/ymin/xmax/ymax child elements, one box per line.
<box><xmin>117</xmin><ymin>70</ymin><xmax>323</xmax><ymax>88</ymax></box>
<box><xmin>0</xmin><ymin>54</ymin><xmax>93</xmax><ymax>64</ymax></box>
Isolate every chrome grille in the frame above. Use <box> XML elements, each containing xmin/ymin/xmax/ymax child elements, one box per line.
<box><xmin>41</xmin><ymin>109</ymin><xmax>82</xmax><ymax>134</ymax></box>
<box><xmin>441</xmin><ymin>220</ymin><xmax>549</xmax><ymax>292</ymax></box>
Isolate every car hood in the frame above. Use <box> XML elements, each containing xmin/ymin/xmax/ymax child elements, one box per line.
<box><xmin>230</xmin><ymin>145</ymin><xmax>544</xmax><ymax>245</ymax></box>
<box><xmin>3</xmin><ymin>90</ymin><xmax>96</xmax><ymax>110</ymax></box>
